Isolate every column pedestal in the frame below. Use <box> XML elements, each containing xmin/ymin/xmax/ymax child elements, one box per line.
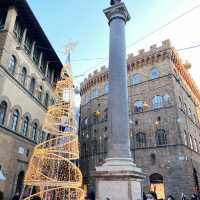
<box><xmin>94</xmin><ymin>158</ymin><xmax>145</xmax><ymax>200</ymax></box>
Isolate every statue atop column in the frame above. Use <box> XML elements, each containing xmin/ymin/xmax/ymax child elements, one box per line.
<box><xmin>110</xmin><ymin>0</ymin><xmax>122</xmax><ymax>6</ymax></box>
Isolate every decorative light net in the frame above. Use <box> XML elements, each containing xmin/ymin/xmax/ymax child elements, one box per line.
<box><xmin>22</xmin><ymin>64</ymin><xmax>84</xmax><ymax>200</ymax></box>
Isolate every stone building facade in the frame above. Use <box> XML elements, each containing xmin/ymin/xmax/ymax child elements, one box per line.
<box><xmin>79</xmin><ymin>40</ymin><xmax>200</xmax><ymax>199</ymax></box>
<box><xmin>0</xmin><ymin>1</ymin><xmax>62</xmax><ymax>199</ymax></box>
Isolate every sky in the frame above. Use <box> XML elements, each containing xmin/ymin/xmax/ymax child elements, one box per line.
<box><xmin>27</xmin><ymin>0</ymin><xmax>200</xmax><ymax>91</ymax></box>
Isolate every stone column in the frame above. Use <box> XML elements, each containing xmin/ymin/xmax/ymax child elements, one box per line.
<box><xmin>94</xmin><ymin>3</ymin><xmax>144</xmax><ymax>200</ymax></box>
<box><xmin>4</xmin><ymin>6</ymin><xmax>17</xmax><ymax>33</ymax></box>
<box><xmin>106</xmin><ymin>2</ymin><xmax>131</xmax><ymax>160</ymax></box>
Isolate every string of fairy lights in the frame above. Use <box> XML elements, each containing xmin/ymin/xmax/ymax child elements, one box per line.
<box><xmin>20</xmin><ymin>61</ymin><xmax>85</xmax><ymax>199</ymax></box>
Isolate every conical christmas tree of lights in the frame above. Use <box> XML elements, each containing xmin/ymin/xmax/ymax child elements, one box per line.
<box><xmin>22</xmin><ymin>43</ymin><xmax>84</xmax><ymax>200</ymax></box>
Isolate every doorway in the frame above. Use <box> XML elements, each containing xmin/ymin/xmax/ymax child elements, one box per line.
<box><xmin>150</xmin><ymin>173</ymin><xmax>165</xmax><ymax>199</ymax></box>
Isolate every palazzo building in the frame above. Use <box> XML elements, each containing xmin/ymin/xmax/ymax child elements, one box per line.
<box><xmin>0</xmin><ymin>0</ymin><xmax>62</xmax><ymax>199</ymax></box>
<box><xmin>79</xmin><ymin>40</ymin><xmax>200</xmax><ymax>198</ymax></box>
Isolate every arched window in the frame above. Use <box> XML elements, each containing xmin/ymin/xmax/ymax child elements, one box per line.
<box><xmin>0</xmin><ymin>101</ymin><xmax>7</xmax><ymax>125</ymax></box>
<box><xmin>183</xmin><ymin>103</ymin><xmax>187</xmax><ymax>113</ymax></box>
<box><xmin>31</xmin><ymin>123</ymin><xmax>38</xmax><ymax>141</ymax></box>
<box><xmin>136</xmin><ymin>132</ymin><xmax>146</xmax><ymax>148</ymax></box>
<box><xmin>44</xmin><ymin>93</ymin><xmax>49</xmax><ymax>107</ymax></box>
<box><xmin>179</xmin><ymin>96</ymin><xmax>182</xmax><ymax>108</ymax></box>
<box><xmin>150</xmin><ymin>67</ymin><xmax>159</xmax><ymax>80</ymax></box>
<box><xmin>20</xmin><ymin>67</ymin><xmax>27</xmax><ymax>86</ymax></box>
<box><xmin>156</xmin><ymin>129</ymin><xmax>167</xmax><ymax>146</ymax></box>
<box><xmin>21</xmin><ymin>117</ymin><xmax>29</xmax><ymax>136</ymax></box>
<box><xmin>104</xmin><ymin>83</ymin><xmax>109</xmax><ymax>94</ymax></box>
<box><xmin>194</xmin><ymin>139</ymin><xmax>198</xmax><ymax>152</ymax></box>
<box><xmin>134</xmin><ymin>100</ymin><xmax>143</xmax><ymax>113</ymax></box>
<box><xmin>41</xmin><ymin>131</ymin><xmax>46</xmax><ymax>143</ymax></box>
<box><xmin>184</xmin><ymin>130</ymin><xmax>188</xmax><ymax>145</ymax></box>
<box><xmin>188</xmin><ymin>108</ymin><xmax>192</xmax><ymax>118</ymax></box>
<box><xmin>37</xmin><ymin>86</ymin><xmax>43</xmax><ymax>101</ymax></box>
<box><xmin>152</xmin><ymin>95</ymin><xmax>163</xmax><ymax>109</ymax></box>
<box><xmin>10</xmin><ymin>110</ymin><xmax>19</xmax><ymax>131</ymax></box>
<box><xmin>8</xmin><ymin>55</ymin><xmax>17</xmax><ymax>75</ymax></box>
<box><xmin>189</xmin><ymin>135</ymin><xmax>193</xmax><ymax>149</ymax></box>
<box><xmin>132</xmin><ymin>73</ymin><xmax>142</xmax><ymax>85</ymax></box>
<box><xmin>163</xmin><ymin>94</ymin><xmax>170</xmax><ymax>104</ymax></box>
<box><xmin>29</xmin><ymin>78</ymin><xmax>36</xmax><ymax>95</ymax></box>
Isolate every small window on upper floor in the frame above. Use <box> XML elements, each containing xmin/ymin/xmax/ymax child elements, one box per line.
<box><xmin>163</xmin><ymin>94</ymin><xmax>170</xmax><ymax>104</ymax></box>
<box><xmin>21</xmin><ymin>116</ymin><xmax>29</xmax><ymax>137</ymax></box>
<box><xmin>0</xmin><ymin>101</ymin><xmax>7</xmax><ymax>125</ymax></box>
<box><xmin>31</xmin><ymin>123</ymin><xmax>38</xmax><ymax>141</ymax></box>
<box><xmin>134</xmin><ymin>100</ymin><xmax>144</xmax><ymax>113</ymax></box>
<box><xmin>44</xmin><ymin>93</ymin><xmax>49</xmax><ymax>107</ymax></box>
<box><xmin>189</xmin><ymin>135</ymin><xmax>193</xmax><ymax>150</ymax></box>
<box><xmin>136</xmin><ymin>132</ymin><xmax>146</xmax><ymax>148</ymax></box>
<box><xmin>37</xmin><ymin>86</ymin><xmax>43</xmax><ymax>101</ymax></box>
<box><xmin>184</xmin><ymin>130</ymin><xmax>188</xmax><ymax>146</ymax></box>
<box><xmin>156</xmin><ymin>129</ymin><xmax>167</xmax><ymax>146</ymax></box>
<box><xmin>10</xmin><ymin>109</ymin><xmax>19</xmax><ymax>131</ymax></box>
<box><xmin>188</xmin><ymin>108</ymin><xmax>192</xmax><ymax>117</ymax></box>
<box><xmin>29</xmin><ymin>78</ymin><xmax>36</xmax><ymax>95</ymax></box>
<box><xmin>8</xmin><ymin>55</ymin><xmax>17</xmax><ymax>75</ymax></box>
<box><xmin>194</xmin><ymin>138</ymin><xmax>198</xmax><ymax>152</ymax></box>
<box><xmin>20</xmin><ymin>67</ymin><xmax>27</xmax><ymax>86</ymax></box>
<box><xmin>132</xmin><ymin>74</ymin><xmax>142</xmax><ymax>85</ymax></box>
<box><xmin>152</xmin><ymin>96</ymin><xmax>163</xmax><ymax>109</ymax></box>
<box><xmin>183</xmin><ymin>103</ymin><xmax>187</xmax><ymax>113</ymax></box>
<box><xmin>150</xmin><ymin>67</ymin><xmax>159</xmax><ymax>80</ymax></box>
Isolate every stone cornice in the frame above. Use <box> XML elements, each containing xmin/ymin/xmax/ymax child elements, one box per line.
<box><xmin>0</xmin><ymin>124</ymin><xmax>36</xmax><ymax>145</ymax></box>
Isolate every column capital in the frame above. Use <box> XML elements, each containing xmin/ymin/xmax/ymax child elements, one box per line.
<box><xmin>104</xmin><ymin>2</ymin><xmax>131</xmax><ymax>23</ymax></box>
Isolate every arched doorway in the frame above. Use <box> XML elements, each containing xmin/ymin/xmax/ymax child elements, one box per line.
<box><xmin>150</xmin><ymin>173</ymin><xmax>165</xmax><ymax>199</ymax></box>
<box><xmin>15</xmin><ymin>171</ymin><xmax>24</xmax><ymax>194</ymax></box>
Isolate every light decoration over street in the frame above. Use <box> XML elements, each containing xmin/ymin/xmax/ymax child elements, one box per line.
<box><xmin>22</xmin><ymin>42</ymin><xmax>84</xmax><ymax>200</ymax></box>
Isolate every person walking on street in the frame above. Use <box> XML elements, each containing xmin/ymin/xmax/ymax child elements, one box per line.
<box><xmin>146</xmin><ymin>191</ymin><xmax>158</xmax><ymax>200</ymax></box>
<box><xmin>167</xmin><ymin>195</ymin><xmax>175</xmax><ymax>200</ymax></box>
<box><xmin>12</xmin><ymin>192</ymin><xmax>20</xmax><ymax>200</ymax></box>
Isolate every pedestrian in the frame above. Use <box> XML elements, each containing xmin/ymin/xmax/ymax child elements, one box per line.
<box><xmin>12</xmin><ymin>192</ymin><xmax>20</xmax><ymax>200</ymax></box>
<box><xmin>143</xmin><ymin>192</ymin><xmax>147</xmax><ymax>200</ymax></box>
<box><xmin>181</xmin><ymin>193</ymin><xmax>187</xmax><ymax>200</ymax></box>
<box><xmin>191</xmin><ymin>194</ymin><xmax>198</xmax><ymax>200</ymax></box>
<box><xmin>167</xmin><ymin>195</ymin><xmax>175</xmax><ymax>200</ymax></box>
<box><xmin>0</xmin><ymin>191</ymin><xmax>3</xmax><ymax>200</ymax></box>
<box><xmin>146</xmin><ymin>191</ymin><xmax>158</xmax><ymax>200</ymax></box>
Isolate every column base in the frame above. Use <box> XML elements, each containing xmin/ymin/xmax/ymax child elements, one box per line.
<box><xmin>93</xmin><ymin>157</ymin><xmax>145</xmax><ymax>200</ymax></box>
